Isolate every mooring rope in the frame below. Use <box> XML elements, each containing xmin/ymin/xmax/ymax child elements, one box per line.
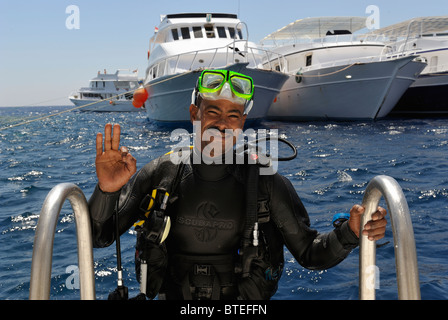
<box><xmin>0</xmin><ymin>71</ymin><xmax>195</xmax><ymax>132</ymax></box>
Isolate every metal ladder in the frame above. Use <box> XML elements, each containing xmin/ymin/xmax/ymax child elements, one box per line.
<box><xmin>29</xmin><ymin>183</ymin><xmax>95</xmax><ymax>300</ymax></box>
<box><xmin>359</xmin><ymin>175</ymin><xmax>420</xmax><ymax>300</ymax></box>
<box><xmin>29</xmin><ymin>175</ymin><xmax>420</xmax><ymax>300</ymax></box>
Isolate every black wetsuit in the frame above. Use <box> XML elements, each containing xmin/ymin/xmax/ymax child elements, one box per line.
<box><xmin>88</xmin><ymin>152</ymin><xmax>359</xmax><ymax>300</ymax></box>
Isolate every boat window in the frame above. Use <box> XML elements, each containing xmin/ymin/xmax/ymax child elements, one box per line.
<box><xmin>171</xmin><ymin>29</ymin><xmax>179</xmax><ymax>41</ymax></box>
<box><xmin>103</xmin><ymin>81</ymin><xmax>105</xmax><ymax>88</ymax></box>
<box><xmin>217</xmin><ymin>26</ymin><xmax>227</xmax><ymax>38</ymax></box>
<box><xmin>193</xmin><ymin>26</ymin><xmax>203</xmax><ymax>38</ymax></box>
<box><xmin>228</xmin><ymin>27</ymin><xmax>236</xmax><ymax>39</ymax></box>
<box><xmin>181</xmin><ymin>27</ymin><xmax>191</xmax><ymax>39</ymax></box>
<box><xmin>205</xmin><ymin>25</ymin><xmax>215</xmax><ymax>38</ymax></box>
<box><xmin>229</xmin><ymin>28</ymin><xmax>243</xmax><ymax>39</ymax></box>
<box><xmin>306</xmin><ymin>54</ymin><xmax>312</xmax><ymax>66</ymax></box>
<box><xmin>84</xmin><ymin>93</ymin><xmax>102</xmax><ymax>98</ymax></box>
<box><xmin>150</xmin><ymin>67</ymin><xmax>155</xmax><ymax>79</ymax></box>
<box><xmin>115</xmin><ymin>81</ymin><xmax>131</xmax><ymax>89</ymax></box>
<box><xmin>237</xmin><ymin>29</ymin><xmax>243</xmax><ymax>39</ymax></box>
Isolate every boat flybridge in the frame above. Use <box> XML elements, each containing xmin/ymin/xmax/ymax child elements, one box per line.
<box><xmin>260</xmin><ymin>17</ymin><xmax>426</xmax><ymax>121</ymax></box>
<box><xmin>69</xmin><ymin>69</ymin><xmax>143</xmax><ymax>112</ymax></box>
<box><xmin>142</xmin><ymin>13</ymin><xmax>288</xmax><ymax>122</ymax></box>
<box><xmin>368</xmin><ymin>16</ymin><xmax>448</xmax><ymax>116</ymax></box>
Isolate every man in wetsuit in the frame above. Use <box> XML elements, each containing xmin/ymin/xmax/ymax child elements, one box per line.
<box><xmin>88</xmin><ymin>69</ymin><xmax>387</xmax><ymax>300</ymax></box>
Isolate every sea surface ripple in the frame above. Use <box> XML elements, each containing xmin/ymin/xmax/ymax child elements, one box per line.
<box><xmin>0</xmin><ymin>106</ymin><xmax>447</xmax><ymax>300</ymax></box>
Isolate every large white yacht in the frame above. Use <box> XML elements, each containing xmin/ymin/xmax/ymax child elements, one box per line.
<box><xmin>69</xmin><ymin>69</ymin><xmax>143</xmax><ymax>112</ymax></box>
<box><xmin>369</xmin><ymin>16</ymin><xmax>448</xmax><ymax>116</ymax></box>
<box><xmin>260</xmin><ymin>17</ymin><xmax>426</xmax><ymax>121</ymax></box>
<box><xmin>142</xmin><ymin>13</ymin><xmax>288</xmax><ymax>122</ymax></box>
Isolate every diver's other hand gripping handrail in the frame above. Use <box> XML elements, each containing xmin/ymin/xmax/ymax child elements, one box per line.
<box><xmin>359</xmin><ymin>175</ymin><xmax>420</xmax><ymax>300</ymax></box>
<box><xmin>29</xmin><ymin>183</ymin><xmax>95</xmax><ymax>300</ymax></box>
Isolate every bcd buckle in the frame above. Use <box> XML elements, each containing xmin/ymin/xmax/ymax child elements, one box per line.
<box><xmin>194</xmin><ymin>264</ymin><xmax>213</xmax><ymax>276</ymax></box>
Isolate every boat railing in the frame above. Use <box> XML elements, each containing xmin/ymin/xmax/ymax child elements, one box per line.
<box><xmin>369</xmin><ymin>17</ymin><xmax>448</xmax><ymax>58</ymax></box>
<box><xmin>146</xmin><ymin>41</ymin><xmax>287</xmax><ymax>80</ymax></box>
<box><xmin>359</xmin><ymin>175</ymin><xmax>420</xmax><ymax>300</ymax></box>
<box><xmin>399</xmin><ymin>18</ymin><xmax>434</xmax><ymax>57</ymax></box>
<box><xmin>260</xmin><ymin>33</ymin><xmax>389</xmax><ymax>48</ymax></box>
<box><xmin>315</xmin><ymin>34</ymin><xmax>389</xmax><ymax>45</ymax></box>
<box><xmin>291</xmin><ymin>50</ymin><xmax>397</xmax><ymax>75</ymax></box>
<box><xmin>29</xmin><ymin>183</ymin><xmax>95</xmax><ymax>300</ymax></box>
<box><xmin>79</xmin><ymin>87</ymin><xmax>106</xmax><ymax>92</ymax></box>
<box><xmin>260</xmin><ymin>35</ymin><xmax>397</xmax><ymax>75</ymax></box>
<box><xmin>290</xmin><ymin>46</ymin><xmax>426</xmax><ymax>76</ymax></box>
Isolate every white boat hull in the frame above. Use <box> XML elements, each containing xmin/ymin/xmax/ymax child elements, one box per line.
<box><xmin>69</xmin><ymin>98</ymin><xmax>143</xmax><ymax>112</ymax></box>
<box><xmin>267</xmin><ymin>56</ymin><xmax>426</xmax><ymax>121</ymax></box>
<box><xmin>144</xmin><ymin>63</ymin><xmax>288</xmax><ymax>122</ymax></box>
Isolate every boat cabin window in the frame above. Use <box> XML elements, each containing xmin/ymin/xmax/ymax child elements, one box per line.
<box><xmin>237</xmin><ymin>29</ymin><xmax>243</xmax><ymax>39</ymax></box>
<box><xmin>115</xmin><ymin>81</ymin><xmax>131</xmax><ymax>89</ymax></box>
<box><xmin>217</xmin><ymin>26</ymin><xmax>226</xmax><ymax>38</ymax></box>
<box><xmin>228</xmin><ymin>27</ymin><xmax>236</xmax><ymax>39</ymax></box>
<box><xmin>306</xmin><ymin>54</ymin><xmax>312</xmax><ymax>66</ymax></box>
<box><xmin>181</xmin><ymin>27</ymin><xmax>191</xmax><ymax>40</ymax></box>
<box><xmin>205</xmin><ymin>25</ymin><xmax>215</xmax><ymax>38</ymax></box>
<box><xmin>325</xmin><ymin>29</ymin><xmax>351</xmax><ymax>36</ymax></box>
<box><xmin>84</xmin><ymin>93</ymin><xmax>102</xmax><ymax>98</ymax></box>
<box><xmin>228</xmin><ymin>27</ymin><xmax>243</xmax><ymax>40</ymax></box>
<box><xmin>193</xmin><ymin>26</ymin><xmax>203</xmax><ymax>38</ymax></box>
<box><xmin>169</xmin><ymin>25</ymin><xmax>244</xmax><ymax>41</ymax></box>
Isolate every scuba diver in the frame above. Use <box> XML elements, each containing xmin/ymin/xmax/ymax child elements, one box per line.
<box><xmin>88</xmin><ymin>69</ymin><xmax>387</xmax><ymax>300</ymax></box>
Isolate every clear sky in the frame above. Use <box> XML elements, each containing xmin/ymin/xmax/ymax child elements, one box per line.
<box><xmin>0</xmin><ymin>0</ymin><xmax>446</xmax><ymax>107</ymax></box>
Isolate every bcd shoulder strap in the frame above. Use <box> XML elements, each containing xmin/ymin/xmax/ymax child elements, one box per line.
<box><xmin>134</xmin><ymin>150</ymin><xmax>190</xmax><ymax>241</ymax></box>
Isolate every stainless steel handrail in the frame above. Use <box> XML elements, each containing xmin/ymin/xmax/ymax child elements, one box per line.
<box><xmin>29</xmin><ymin>183</ymin><xmax>95</xmax><ymax>300</ymax></box>
<box><xmin>359</xmin><ymin>175</ymin><xmax>420</xmax><ymax>300</ymax></box>
<box><xmin>147</xmin><ymin>42</ymin><xmax>286</xmax><ymax>78</ymax></box>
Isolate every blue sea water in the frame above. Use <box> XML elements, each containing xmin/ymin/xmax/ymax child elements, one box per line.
<box><xmin>0</xmin><ymin>105</ymin><xmax>447</xmax><ymax>300</ymax></box>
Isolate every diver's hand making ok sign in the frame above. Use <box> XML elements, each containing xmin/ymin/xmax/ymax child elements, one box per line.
<box><xmin>95</xmin><ymin>123</ymin><xmax>137</xmax><ymax>193</ymax></box>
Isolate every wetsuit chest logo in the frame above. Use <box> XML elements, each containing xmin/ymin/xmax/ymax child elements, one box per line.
<box><xmin>176</xmin><ymin>201</ymin><xmax>235</xmax><ymax>242</ymax></box>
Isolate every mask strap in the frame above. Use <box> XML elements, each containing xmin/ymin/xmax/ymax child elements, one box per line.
<box><xmin>244</xmin><ymin>100</ymin><xmax>253</xmax><ymax>115</ymax></box>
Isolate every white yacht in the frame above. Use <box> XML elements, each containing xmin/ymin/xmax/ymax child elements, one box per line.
<box><xmin>69</xmin><ymin>69</ymin><xmax>143</xmax><ymax>112</ymax></box>
<box><xmin>369</xmin><ymin>16</ymin><xmax>448</xmax><ymax>116</ymax></box>
<box><xmin>142</xmin><ymin>13</ymin><xmax>288</xmax><ymax>122</ymax></box>
<box><xmin>260</xmin><ymin>17</ymin><xmax>426</xmax><ymax>121</ymax></box>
